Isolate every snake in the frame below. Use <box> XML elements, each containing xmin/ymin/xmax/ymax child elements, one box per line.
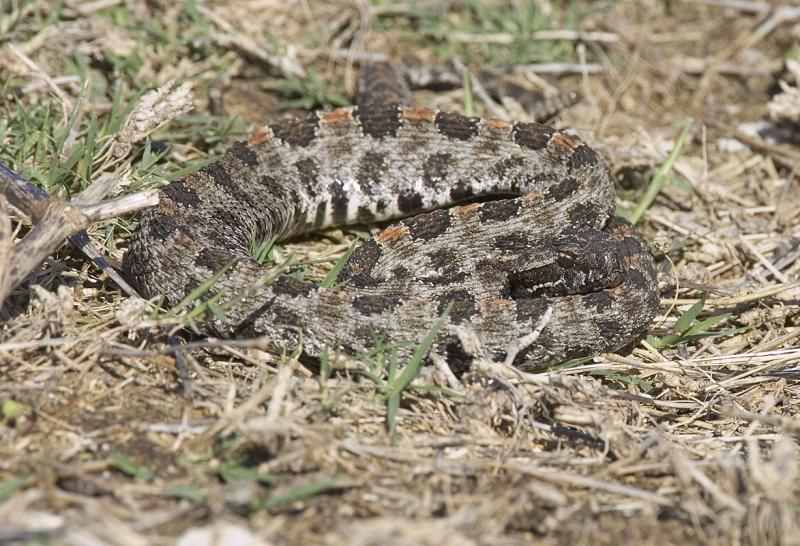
<box><xmin>122</xmin><ymin>62</ymin><xmax>659</xmax><ymax>370</ymax></box>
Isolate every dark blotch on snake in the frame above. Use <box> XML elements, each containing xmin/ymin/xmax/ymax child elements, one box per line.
<box><xmin>438</xmin><ymin>289</ymin><xmax>477</xmax><ymax>324</ymax></box>
<box><xmin>567</xmin><ymin>201</ymin><xmax>598</xmax><ymax>227</ymax></box>
<box><xmin>356</xmin><ymin>151</ymin><xmax>386</xmax><ymax>192</ymax></box>
<box><xmin>294</xmin><ymin>158</ymin><xmax>320</xmax><ymax>195</ymax></box>
<box><xmin>398</xmin><ymin>191</ymin><xmax>424</xmax><ymax>214</ymax></box>
<box><xmin>228</xmin><ymin>141</ymin><xmax>259</xmax><ymax>167</ymax></box>
<box><xmin>195</xmin><ymin>248</ymin><xmax>232</xmax><ymax>272</ymax></box>
<box><xmin>582</xmin><ymin>291</ymin><xmax>615</xmax><ymax>313</ymax></box>
<box><xmin>274</xmin><ymin>276</ymin><xmax>318</xmax><ymax>298</ymax></box>
<box><xmin>427</xmin><ymin>248</ymin><xmax>458</xmax><ymax>272</ymax></box>
<box><xmin>513</xmin><ymin>122</ymin><xmax>553</xmax><ymax>150</ymax></box>
<box><xmin>493</xmin><ymin>233</ymin><xmax>528</xmax><ymax>252</ymax></box>
<box><xmin>329</xmin><ymin>180</ymin><xmax>350</xmax><ymax>225</ymax></box>
<box><xmin>314</xmin><ymin>201</ymin><xmax>328</xmax><ymax>228</ymax></box>
<box><xmin>568</xmin><ymin>144</ymin><xmax>600</xmax><ymax>170</ymax></box>
<box><xmin>357</xmin><ymin>205</ymin><xmax>377</xmax><ymax>223</ymax></box>
<box><xmin>449</xmin><ymin>183</ymin><xmax>475</xmax><ymax>202</ymax></box>
<box><xmin>357</xmin><ymin>104</ymin><xmax>402</xmax><ymax>139</ymax></box>
<box><xmin>544</xmin><ymin>177</ymin><xmax>579</xmax><ymax>201</ymax></box>
<box><xmin>338</xmin><ymin>239</ymin><xmax>383</xmax><ymax>286</ymax></box>
<box><xmin>162</xmin><ymin>179</ymin><xmax>201</xmax><ymax>207</ymax></box>
<box><xmin>514</xmin><ymin>298</ymin><xmax>551</xmax><ymax>324</ymax></box>
<box><xmin>434</xmin><ymin>111</ymin><xmax>479</xmax><ymax>141</ymax></box>
<box><xmin>479</xmin><ymin>200</ymin><xmax>521</xmax><ymax>222</ymax></box>
<box><xmin>422</xmin><ymin>152</ymin><xmax>452</xmax><ymax>188</ymax></box>
<box><xmin>271</xmin><ymin>112</ymin><xmax>319</xmax><ymax>147</ymax></box>
<box><xmin>406</xmin><ymin>208</ymin><xmax>451</xmax><ymax>241</ymax></box>
<box><xmin>352</xmin><ymin>294</ymin><xmax>402</xmax><ymax>316</ymax></box>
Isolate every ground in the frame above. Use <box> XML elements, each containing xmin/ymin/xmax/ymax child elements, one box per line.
<box><xmin>1</xmin><ymin>1</ymin><xmax>800</xmax><ymax>545</ymax></box>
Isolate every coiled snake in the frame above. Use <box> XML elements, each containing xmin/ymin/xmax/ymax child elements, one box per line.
<box><xmin>123</xmin><ymin>62</ymin><xmax>659</xmax><ymax>370</ymax></box>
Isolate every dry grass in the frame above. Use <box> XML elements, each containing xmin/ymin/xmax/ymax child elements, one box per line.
<box><xmin>2</xmin><ymin>1</ymin><xmax>800</xmax><ymax>545</ymax></box>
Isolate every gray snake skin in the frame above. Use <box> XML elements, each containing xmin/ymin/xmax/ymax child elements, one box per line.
<box><xmin>123</xmin><ymin>63</ymin><xmax>659</xmax><ymax>370</ymax></box>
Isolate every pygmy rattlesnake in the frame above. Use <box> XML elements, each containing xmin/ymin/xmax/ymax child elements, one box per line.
<box><xmin>123</xmin><ymin>62</ymin><xmax>659</xmax><ymax>370</ymax></box>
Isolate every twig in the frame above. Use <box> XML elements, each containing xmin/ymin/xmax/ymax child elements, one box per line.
<box><xmin>739</xmin><ymin>237</ymin><xmax>790</xmax><ymax>283</ymax></box>
<box><xmin>325</xmin><ymin>48</ymin><xmax>390</xmax><ymax>63</ymax></box>
<box><xmin>503</xmin><ymin>306</ymin><xmax>552</xmax><ymax>366</ymax></box>
<box><xmin>265</xmin><ymin>361</ymin><xmax>295</xmax><ymax>421</ymax></box>
<box><xmin>192</xmin><ymin>355</ymin><xmax>300</xmax><ymax>444</ymax></box>
<box><xmin>0</xmin><ymin>160</ymin><xmax>51</xmax><ymax>218</ymax></box>
<box><xmin>707</xmin><ymin>120</ymin><xmax>800</xmax><ymax>171</ymax></box>
<box><xmin>679</xmin><ymin>57</ymin><xmax>782</xmax><ymax>77</ymax></box>
<box><xmin>686</xmin><ymin>0</ymin><xmax>771</xmax><ymax>14</ymax></box>
<box><xmin>663</xmin><ymin>279</ymin><xmax>800</xmax><ymax>307</ymax></box>
<box><xmin>72</xmin><ymin>0</ymin><xmax>123</xmax><ymax>15</ymax></box>
<box><xmin>501</xmin><ymin>462</ymin><xmax>674</xmax><ymax>506</ymax></box>
<box><xmin>0</xmin><ymin>197</ymin><xmax>11</xmax><ymax>301</ymax></box>
<box><xmin>671</xmin><ymin>453</ymin><xmax>746</xmax><ymax>513</ymax></box>
<box><xmin>0</xmin><ymin>160</ymin><xmax>157</xmax><ymax>307</ymax></box>
<box><xmin>529</xmin><ymin>30</ymin><xmax>619</xmax><ymax>43</ymax></box>
<box><xmin>720</xmin><ymin>404</ymin><xmax>800</xmax><ymax>435</ymax></box>
<box><xmin>6</xmin><ymin>43</ymin><xmax>72</xmax><ymax>119</ymax></box>
<box><xmin>170</xmin><ymin>335</ymin><xmax>195</xmax><ymax>399</ymax></box>
<box><xmin>744</xmin><ymin>5</ymin><xmax>800</xmax><ymax>49</ymax></box>
<box><xmin>449</xmin><ymin>30</ymin><xmax>619</xmax><ymax>44</ymax></box>
<box><xmin>511</xmin><ymin>62</ymin><xmax>604</xmax><ymax>75</ymax></box>
<box><xmin>450</xmin><ymin>58</ymin><xmax>509</xmax><ymax>121</ymax></box>
<box><xmin>193</xmin><ymin>4</ymin><xmax>305</xmax><ymax>79</ymax></box>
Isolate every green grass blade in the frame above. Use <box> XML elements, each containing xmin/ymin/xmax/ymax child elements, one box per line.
<box><xmin>80</xmin><ymin>113</ymin><xmax>97</xmax><ymax>184</ymax></box>
<box><xmin>112</xmin><ymin>453</ymin><xmax>154</xmax><ymax>481</ymax></box>
<box><xmin>0</xmin><ymin>476</ymin><xmax>27</xmax><ymax>503</ymax></box>
<box><xmin>683</xmin><ymin>313</ymin><xmax>731</xmax><ymax>337</ymax></box>
<box><xmin>384</xmin><ymin>303</ymin><xmax>451</xmax><ymax>399</ymax></box>
<box><xmin>320</xmin><ymin>236</ymin><xmax>363</xmax><ymax>288</ymax></box>
<box><xmin>250</xmin><ymin>233</ymin><xmax>279</xmax><ymax>265</ymax></box>
<box><xmin>257</xmin><ymin>476</ymin><xmax>341</xmax><ymax>511</ymax></box>
<box><xmin>679</xmin><ymin>330</ymin><xmax>736</xmax><ymax>344</ymax></box>
<box><xmin>628</xmin><ymin>120</ymin><xmax>692</xmax><ymax>225</ymax></box>
<box><xmin>386</xmin><ymin>391</ymin><xmax>400</xmax><ymax>436</ymax></box>
<box><xmin>548</xmin><ymin>355</ymin><xmax>595</xmax><ymax>372</ymax></box>
<box><xmin>318</xmin><ymin>350</ymin><xmax>331</xmax><ymax>387</ymax></box>
<box><xmin>645</xmin><ymin>334</ymin><xmax>683</xmax><ymax>349</ymax></box>
<box><xmin>590</xmin><ymin>370</ymin><xmax>652</xmax><ymax>393</ymax></box>
<box><xmin>675</xmin><ymin>296</ymin><xmax>706</xmax><ymax>334</ymax></box>
<box><xmin>166</xmin><ymin>263</ymin><xmax>231</xmax><ymax>317</ymax></box>
<box><xmin>462</xmin><ymin>68</ymin><xmax>474</xmax><ymax>117</ymax></box>
<box><xmin>162</xmin><ymin>483</ymin><xmax>205</xmax><ymax>503</ymax></box>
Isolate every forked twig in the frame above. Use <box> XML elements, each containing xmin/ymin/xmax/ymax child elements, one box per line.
<box><xmin>0</xmin><ymin>160</ymin><xmax>157</xmax><ymax>307</ymax></box>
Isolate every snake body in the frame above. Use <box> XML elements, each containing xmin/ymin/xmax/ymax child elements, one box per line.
<box><xmin>123</xmin><ymin>64</ymin><xmax>659</xmax><ymax>370</ymax></box>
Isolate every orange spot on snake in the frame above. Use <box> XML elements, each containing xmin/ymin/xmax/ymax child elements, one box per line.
<box><xmin>248</xmin><ymin>128</ymin><xmax>271</xmax><ymax>146</ymax></box>
<box><xmin>402</xmin><ymin>107</ymin><xmax>438</xmax><ymax>122</ymax></box>
<box><xmin>161</xmin><ymin>200</ymin><xmax>176</xmax><ymax>214</ymax></box>
<box><xmin>610</xmin><ymin>284</ymin><xmax>628</xmax><ymax>296</ymax></box>
<box><xmin>521</xmin><ymin>193</ymin><xmax>542</xmax><ymax>203</ymax></box>
<box><xmin>481</xmin><ymin>299</ymin><xmax>513</xmax><ymax>311</ymax></box>
<box><xmin>453</xmin><ymin>203</ymin><xmax>481</xmax><ymax>215</ymax></box>
<box><xmin>552</xmin><ymin>132</ymin><xmax>578</xmax><ymax>151</ymax></box>
<box><xmin>376</xmin><ymin>225</ymin><xmax>409</xmax><ymax>244</ymax></box>
<box><xmin>486</xmin><ymin>119</ymin><xmax>511</xmax><ymax>130</ymax></box>
<box><xmin>321</xmin><ymin>108</ymin><xmax>353</xmax><ymax>125</ymax></box>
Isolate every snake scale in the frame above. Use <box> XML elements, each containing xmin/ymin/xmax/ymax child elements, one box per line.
<box><xmin>123</xmin><ymin>62</ymin><xmax>659</xmax><ymax>370</ymax></box>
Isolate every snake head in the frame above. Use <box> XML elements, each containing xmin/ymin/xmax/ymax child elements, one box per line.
<box><xmin>508</xmin><ymin>248</ymin><xmax>626</xmax><ymax>299</ymax></box>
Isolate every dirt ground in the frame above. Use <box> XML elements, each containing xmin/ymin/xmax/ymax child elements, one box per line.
<box><xmin>2</xmin><ymin>1</ymin><xmax>800</xmax><ymax>545</ymax></box>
